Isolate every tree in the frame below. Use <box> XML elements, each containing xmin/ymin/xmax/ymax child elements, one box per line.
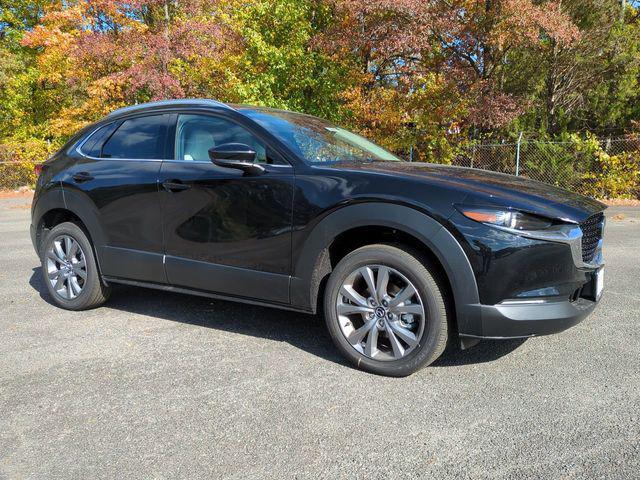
<box><xmin>537</xmin><ymin>0</ymin><xmax>640</xmax><ymax>134</ymax></box>
<box><xmin>19</xmin><ymin>0</ymin><xmax>235</xmax><ymax>135</ymax></box>
<box><xmin>212</xmin><ymin>0</ymin><xmax>347</xmax><ymax>119</ymax></box>
<box><xmin>1</xmin><ymin>0</ymin><xmax>639</xmax><ymax>179</ymax></box>
<box><xmin>314</xmin><ymin>0</ymin><xmax>579</xmax><ymax>157</ymax></box>
<box><xmin>500</xmin><ymin>0</ymin><xmax>640</xmax><ymax>137</ymax></box>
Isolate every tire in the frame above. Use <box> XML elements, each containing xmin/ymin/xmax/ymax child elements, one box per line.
<box><xmin>324</xmin><ymin>244</ymin><xmax>449</xmax><ymax>377</ymax></box>
<box><xmin>40</xmin><ymin>221</ymin><xmax>110</xmax><ymax>310</ymax></box>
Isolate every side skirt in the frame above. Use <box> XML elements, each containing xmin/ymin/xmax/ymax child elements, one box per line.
<box><xmin>102</xmin><ymin>276</ymin><xmax>314</xmax><ymax>315</ymax></box>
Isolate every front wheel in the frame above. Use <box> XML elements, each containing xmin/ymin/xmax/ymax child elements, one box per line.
<box><xmin>40</xmin><ymin>222</ymin><xmax>110</xmax><ymax>310</ymax></box>
<box><xmin>324</xmin><ymin>244</ymin><xmax>449</xmax><ymax>377</ymax></box>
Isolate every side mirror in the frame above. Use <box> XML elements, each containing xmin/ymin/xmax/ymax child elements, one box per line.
<box><xmin>208</xmin><ymin>143</ymin><xmax>265</xmax><ymax>175</ymax></box>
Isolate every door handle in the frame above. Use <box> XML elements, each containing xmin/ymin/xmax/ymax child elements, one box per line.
<box><xmin>72</xmin><ymin>171</ymin><xmax>94</xmax><ymax>183</ymax></box>
<box><xmin>162</xmin><ymin>180</ymin><xmax>191</xmax><ymax>192</ymax></box>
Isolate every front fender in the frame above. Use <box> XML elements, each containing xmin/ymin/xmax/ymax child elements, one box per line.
<box><xmin>289</xmin><ymin>202</ymin><xmax>480</xmax><ymax>333</ymax></box>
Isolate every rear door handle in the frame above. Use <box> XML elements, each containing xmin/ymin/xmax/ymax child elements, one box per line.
<box><xmin>72</xmin><ymin>171</ymin><xmax>94</xmax><ymax>183</ymax></box>
<box><xmin>162</xmin><ymin>180</ymin><xmax>191</xmax><ymax>192</ymax></box>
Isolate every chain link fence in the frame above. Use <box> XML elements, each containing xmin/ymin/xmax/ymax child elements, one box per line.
<box><xmin>0</xmin><ymin>140</ymin><xmax>55</xmax><ymax>190</ymax></box>
<box><xmin>451</xmin><ymin>135</ymin><xmax>640</xmax><ymax>194</ymax></box>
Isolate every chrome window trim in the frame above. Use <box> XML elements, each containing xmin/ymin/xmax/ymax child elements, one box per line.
<box><xmin>76</xmin><ymin>127</ymin><xmax>292</xmax><ymax>169</ymax></box>
<box><xmin>75</xmin><ymin>125</ymin><xmax>105</xmax><ymax>158</ymax></box>
<box><xmin>76</xmin><ymin>124</ymin><xmax>164</xmax><ymax>162</ymax></box>
<box><xmin>160</xmin><ymin>159</ymin><xmax>292</xmax><ymax>169</ymax></box>
<box><xmin>76</xmin><ymin>109</ymin><xmax>295</xmax><ymax>167</ymax></box>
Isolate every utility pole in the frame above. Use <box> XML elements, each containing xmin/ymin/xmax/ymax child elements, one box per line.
<box><xmin>515</xmin><ymin>132</ymin><xmax>523</xmax><ymax>176</ymax></box>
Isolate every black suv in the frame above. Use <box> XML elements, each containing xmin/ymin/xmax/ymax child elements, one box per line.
<box><xmin>31</xmin><ymin>99</ymin><xmax>606</xmax><ymax>376</ymax></box>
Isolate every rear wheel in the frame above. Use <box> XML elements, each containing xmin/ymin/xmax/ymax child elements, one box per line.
<box><xmin>324</xmin><ymin>244</ymin><xmax>448</xmax><ymax>376</ymax></box>
<box><xmin>40</xmin><ymin>222</ymin><xmax>110</xmax><ymax>310</ymax></box>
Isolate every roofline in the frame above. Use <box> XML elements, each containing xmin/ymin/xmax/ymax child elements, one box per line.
<box><xmin>106</xmin><ymin>99</ymin><xmax>234</xmax><ymax>118</ymax></box>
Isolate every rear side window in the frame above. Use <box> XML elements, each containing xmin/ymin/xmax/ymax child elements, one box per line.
<box><xmin>101</xmin><ymin>115</ymin><xmax>168</xmax><ymax>159</ymax></box>
<box><xmin>81</xmin><ymin>123</ymin><xmax>119</xmax><ymax>158</ymax></box>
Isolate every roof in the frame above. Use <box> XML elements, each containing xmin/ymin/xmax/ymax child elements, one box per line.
<box><xmin>106</xmin><ymin>99</ymin><xmax>233</xmax><ymax>118</ymax></box>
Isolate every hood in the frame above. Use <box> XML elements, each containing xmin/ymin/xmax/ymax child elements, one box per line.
<box><xmin>324</xmin><ymin>161</ymin><xmax>606</xmax><ymax>223</ymax></box>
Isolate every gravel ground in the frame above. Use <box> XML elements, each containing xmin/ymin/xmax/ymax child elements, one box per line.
<box><xmin>1</xmin><ymin>197</ymin><xmax>638</xmax><ymax>479</ymax></box>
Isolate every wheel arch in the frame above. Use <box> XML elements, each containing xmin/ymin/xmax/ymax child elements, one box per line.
<box><xmin>290</xmin><ymin>203</ymin><xmax>479</xmax><ymax>333</ymax></box>
<box><xmin>32</xmin><ymin>187</ymin><xmax>107</xmax><ymax>257</ymax></box>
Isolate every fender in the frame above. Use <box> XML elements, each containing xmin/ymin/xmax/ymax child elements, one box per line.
<box><xmin>31</xmin><ymin>186</ymin><xmax>65</xmax><ymax>253</ymax></box>
<box><xmin>59</xmin><ymin>187</ymin><xmax>108</xmax><ymax>249</ymax></box>
<box><xmin>289</xmin><ymin>202</ymin><xmax>480</xmax><ymax>333</ymax></box>
<box><xmin>32</xmin><ymin>186</ymin><xmax>108</xmax><ymax>260</ymax></box>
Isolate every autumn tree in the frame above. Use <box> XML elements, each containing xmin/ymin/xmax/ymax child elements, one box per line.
<box><xmin>19</xmin><ymin>0</ymin><xmax>236</xmax><ymax>135</ymax></box>
<box><xmin>1</xmin><ymin>0</ymin><xmax>639</xmax><ymax>173</ymax></box>
<box><xmin>538</xmin><ymin>0</ymin><xmax>640</xmax><ymax>135</ymax></box>
<box><xmin>314</xmin><ymin>0</ymin><xmax>580</xmax><ymax>159</ymax></box>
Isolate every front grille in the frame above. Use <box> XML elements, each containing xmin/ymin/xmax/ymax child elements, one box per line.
<box><xmin>580</xmin><ymin>213</ymin><xmax>604</xmax><ymax>263</ymax></box>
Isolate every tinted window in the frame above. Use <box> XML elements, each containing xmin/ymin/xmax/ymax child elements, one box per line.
<box><xmin>175</xmin><ymin>114</ymin><xmax>275</xmax><ymax>164</ymax></box>
<box><xmin>81</xmin><ymin>123</ymin><xmax>119</xmax><ymax>157</ymax></box>
<box><xmin>102</xmin><ymin>115</ymin><xmax>168</xmax><ymax>159</ymax></box>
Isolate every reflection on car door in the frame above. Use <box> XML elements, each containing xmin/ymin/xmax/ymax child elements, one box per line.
<box><xmin>159</xmin><ymin>112</ymin><xmax>294</xmax><ymax>304</ymax></box>
<box><xmin>63</xmin><ymin>114</ymin><xmax>170</xmax><ymax>283</ymax></box>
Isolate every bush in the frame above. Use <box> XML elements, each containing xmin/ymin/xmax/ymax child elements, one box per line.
<box><xmin>580</xmin><ymin>150</ymin><xmax>640</xmax><ymax>199</ymax></box>
<box><xmin>0</xmin><ymin>139</ymin><xmax>54</xmax><ymax>190</ymax></box>
<box><xmin>519</xmin><ymin>134</ymin><xmax>640</xmax><ymax>199</ymax></box>
<box><xmin>520</xmin><ymin>139</ymin><xmax>584</xmax><ymax>190</ymax></box>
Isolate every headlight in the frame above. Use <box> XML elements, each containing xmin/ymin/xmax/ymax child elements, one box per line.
<box><xmin>459</xmin><ymin>207</ymin><xmax>553</xmax><ymax>231</ymax></box>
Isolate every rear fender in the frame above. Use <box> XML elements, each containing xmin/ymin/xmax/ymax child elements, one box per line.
<box><xmin>31</xmin><ymin>186</ymin><xmax>107</xmax><ymax>264</ymax></box>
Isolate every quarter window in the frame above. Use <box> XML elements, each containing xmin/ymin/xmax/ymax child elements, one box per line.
<box><xmin>81</xmin><ymin>123</ymin><xmax>119</xmax><ymax>158</ymax></box>
<box><xmin>101</xmin><ymin>115</ymin><xmax>168</xmax><ymax>159</ymax></box>
<box><xmin>175</xmin><ymin>114</ymin><xmax>274</xmax><ymax>164</ymax></box>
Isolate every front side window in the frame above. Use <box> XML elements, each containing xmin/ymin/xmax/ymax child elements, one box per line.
<box><xmin>101</xmin><ymin>115</ymin><xmax>168</xmax><ymax>159</ymax></box>
<box><xmin>175</xmin><ymin>114</ymin><xmax>271</xmax><ymax>163</ymax></box>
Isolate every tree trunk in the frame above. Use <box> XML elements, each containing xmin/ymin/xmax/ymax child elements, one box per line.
<box><xmin>545</xmin><ymin>40</ymin><xmax>560</xmax><ymax>135</ymax></box>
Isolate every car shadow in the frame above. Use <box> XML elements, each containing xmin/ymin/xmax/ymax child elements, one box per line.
<box><xmin>30</xmin><ymin>267</ymin><xmax>526</xmax><ymax>370</ymax></box>
<box><xmin>431</xmin><ymin>338</ymin><xmax>527</xmax><ymax>367</ymax></box>
<box><xmin>29</xmin><ymin>267</ymin><xmax>347</xmax><ymax>366</ymax></box>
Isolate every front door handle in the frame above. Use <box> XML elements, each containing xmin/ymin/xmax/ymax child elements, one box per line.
<box><xmin>72</xmin><ymin>171</ymin><xmax>94</xmax><ymax>183</ymax></box>
<box><xmin>162</xmin><ymin>180</ymin><xmax>191</xmax><ymax>192</ymax></box>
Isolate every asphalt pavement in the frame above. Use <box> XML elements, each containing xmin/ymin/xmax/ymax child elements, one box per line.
<box><xmin>1</xmin><ymin>196</ymin><xmax>638</xmax><ymax>479</ymax></box>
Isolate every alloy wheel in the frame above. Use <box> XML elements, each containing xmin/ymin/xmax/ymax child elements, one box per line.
<box><xmin>336</xmin><ymin>265</ymin><xmax>426</xmax><ymax>361</ymax></box>
<box><xmin>45</xmin><ymin>234</ymin><xmax>87</xmax><ymax>300</ymax></box>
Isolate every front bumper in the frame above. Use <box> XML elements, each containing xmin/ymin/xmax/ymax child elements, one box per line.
<box><xmin>450</xmin><ymin>209</ymin><xmax>605</xmax><ymax>341</ymax></box>
<box><xmin>460</xmin><ymin>296</ymin><xmax>598</xmax><ymax>339</ymax></box>
<box><xmin>459</xmin><ymin>264</ymin><xmax>603</xmax><ymax>340</ymax></box>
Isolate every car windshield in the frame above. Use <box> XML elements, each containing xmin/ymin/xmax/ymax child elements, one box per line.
<box><xmin>239</xmin><ymin>108</ymin><xmax>402</xmax><ymax>165</ymax></box>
